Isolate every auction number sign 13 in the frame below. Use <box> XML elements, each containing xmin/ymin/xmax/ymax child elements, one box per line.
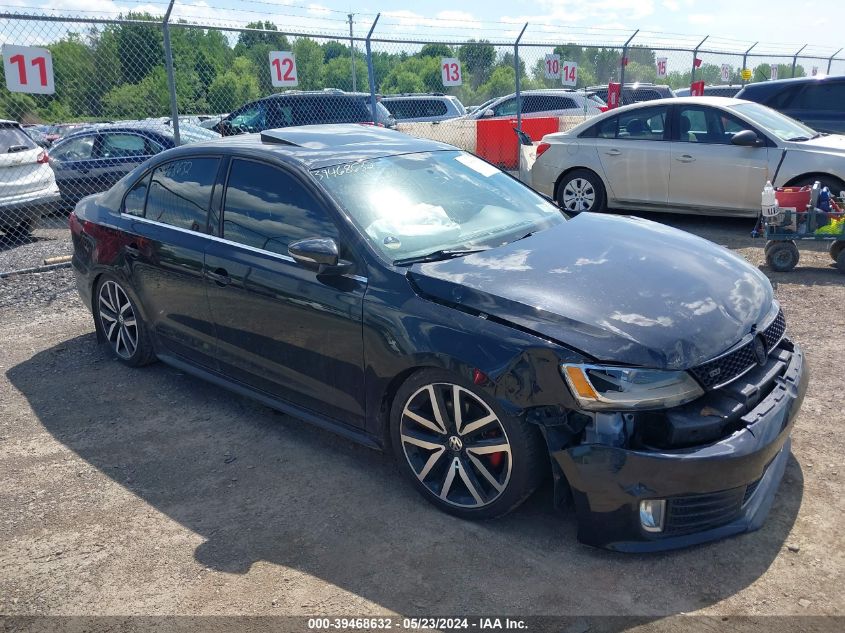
<box><xmin>270</xmin><ymin>51</ymin><xmax>298</xmax><ymax>87</ymax></box>
<box><xmin>2</xmin><ymin>45</ymin><xmax>55</xmax><ymax>94</ymax></box>
<box><xmin>441</xmin><ymin>58</ymin><xmax>462</xmax><ymax>86</ymax></box>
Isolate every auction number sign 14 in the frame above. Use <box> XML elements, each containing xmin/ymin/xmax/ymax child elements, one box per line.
<box><xmin>561</xmin><ymin>61</ymin><xmax>577</xmax><ymax>86</ymax></box>
<box><xmin>2</xmin><ymin>44</ymin><xmax>55</xmax><ymax>94</ymax></box>
<box><xmin>270</xmin><ymin>51</ymin><xmax>298</xmax><ymax>87</ymax></box>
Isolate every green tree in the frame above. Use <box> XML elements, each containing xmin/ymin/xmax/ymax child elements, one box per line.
<box><xmin>101</xmin><ymin>67</ymin><xmax>170</xmax><ymax>119</ymax></box>
<box><xmin>293</xmin><ymin>38</ymin><xmax>326</xmax><ymax>91</ymax></box>
<box><xmin>419</xmin><ymin>43</ymin><xmax>454</xmax><ymax>58</ymax></box>
<box><xmin>207</xmin><ymin>57</ymin><xmax>261</xmax><ymax>113</ymax></box>
<box><xmin>323</xmin><ymin>56</ymin><xmax>368</xmax><ymax>91</ymax></box>
<box><xmin>458</xmin><ymin>40</ymin><xmax>496</xmax><ymax>89</ymax></box>
<box><xmin>380</xmin><ymin>56</ymin><xmax>441</xmax><ymax>94</ymax></box>
<box><xmin>323</xmin><ymin>41</ymin><xmax>349</xmax><ymax>62</ymax></box>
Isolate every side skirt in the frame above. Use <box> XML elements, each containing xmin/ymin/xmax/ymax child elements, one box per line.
<box><xmin>156</xmin><ymin>352</ymin><xmax>383</xmax><ymax>451</ymax></box>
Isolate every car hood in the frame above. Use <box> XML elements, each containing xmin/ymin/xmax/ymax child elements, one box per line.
<box><xmin>787</xmin><ymin>133</ymin><xmax>845</xmax><ymax>153</ymax></box>
<box><xmin>408</xmin><ymin>213</ymin><xmax>773</xmax><ymax>370</ymax></box>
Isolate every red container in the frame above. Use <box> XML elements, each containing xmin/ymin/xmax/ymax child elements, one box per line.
<box><xmin>475</xmin><ymin>117</ymin><xmax>559</xmax><ymax>170</ymax></box>
<box><xmin>775</xmin><ymin>186</ymin><xmax>811</xmax><ymax>210</ymax></box>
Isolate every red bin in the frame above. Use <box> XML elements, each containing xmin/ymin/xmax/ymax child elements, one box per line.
<box><xmin>775</xmin><ymin>186</ymin><xmax>811</xmax><ymax>209</ymax></box>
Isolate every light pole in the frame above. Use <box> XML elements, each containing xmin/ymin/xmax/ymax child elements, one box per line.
<box><xmin>348</xmin><ymin>13</ymin><xmax>357</xmax><ymax>92</ymax></box>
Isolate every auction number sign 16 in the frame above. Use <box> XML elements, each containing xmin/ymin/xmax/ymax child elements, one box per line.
<box><xmin>270</xmin><ymin>51</ymin><xmax>298</xmax><ymax>87</ymax></box>
<box><xmin>441</xmin><ymin>58</ymin><xmax>462</xmax><ymax>86</ymax></box>
<box><xmin>2</xmin><ymin>44</ymin><xmax>55</xmax><ymax>94</ymax></box>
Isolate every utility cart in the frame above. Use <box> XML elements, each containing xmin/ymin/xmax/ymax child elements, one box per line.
<box><xmin>757</xmin><ymin>181</ymin><xmax>845</xmax><ymax>273</ymax></box>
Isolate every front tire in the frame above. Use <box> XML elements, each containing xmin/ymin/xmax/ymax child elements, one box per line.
<box><xmin>766</xmin><ymin>241</ymin><xmax>800</xmax><ymax>272</ymax></box>
<box><xmin>389</xmin><ymin>369</ymin><xmax>545</xmax><ymax>519</ymax></box>
<box><xmin>94</xmin><ymin>275</ymin><xmax>156</xmax><ymax>367</ymax></box>
<box><xmin>556</xmin><ymin>169</ymin><xmax>607</xmax><ymax>213</ymax></box>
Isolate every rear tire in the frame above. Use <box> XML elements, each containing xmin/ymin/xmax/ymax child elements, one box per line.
<box><xmin>836</xmin><ymin>249</ymin><xmax>845</xmax><ymax>274</ymax></box>
<box><xmin>389</xmin><ymin>368</ymin><xmax>546</xmax><ymax>520</ymax></box>
<box><xmin>6</xmin><ymin>219</ymin><xmax>34</xmax><ymax>244</ymax></box>
<box><xmin>93</xmin><ymin>274</ymin><xmax>156</xmax><ymax>367</ymax></box>
<box><xmin>766</xmin><ymin>241</ymin><xmax>800</xmax><ymax>272</ymax></box>
<box><xmin>556</xmin><ymin>169</ymin><xmax>607</xmax><ymax>213</ymax></box>
<box><xmin>830</xmin><ymin>240</ymin><xmax>844</xmax><ymax>262</ymax></box>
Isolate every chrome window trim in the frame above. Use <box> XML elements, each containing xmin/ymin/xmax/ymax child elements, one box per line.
<box><xmin>122</xmin><ymin>213</ymin><xmax>367</xmax><ymax>283</ymax></box>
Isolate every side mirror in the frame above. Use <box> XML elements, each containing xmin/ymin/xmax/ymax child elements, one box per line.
<box><xmin>288</xmin><ymin>237</ymin><xmax>353</xmax><ymax>275</ymax></box>
<box><xmin>482</xmin><ymin>109</ymin><xmax>495</xmax><ymax>118</ymax></box>
<box><xmin>731</xmin><ymin>129</ymin><xmax>764</xmax><ymax>147</ymax></box>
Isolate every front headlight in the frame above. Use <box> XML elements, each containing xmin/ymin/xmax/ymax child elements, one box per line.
<box><xmin>561</xmin><ymin>364</ymin><xmax>704</xmax><ymax>411</ymax></box>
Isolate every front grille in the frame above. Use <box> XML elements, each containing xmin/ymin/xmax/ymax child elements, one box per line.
<box><xmin>690</xmin><ymin>309</ymin><xmax>786</xmax><ymax>390</ymax></box>
<box><xmin>664</xmin><ymin>487</ymin><xmax>745</xmax><ymax>535</ymax></box>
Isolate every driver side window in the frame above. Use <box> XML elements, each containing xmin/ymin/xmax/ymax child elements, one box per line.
<box><xmin>678</xmin><ymin>106</ymin><xmax>755</xmax><ymax>144</ymax></box>
<box><xmin>493</xmin><ymin>98</ymin><xmax>518</xmax><ymax>117</ymax></box>
<box><xmin>231</xmin><ymin>104</ymin><xmax>266</xmax><ymax>132</ymax></box>
<box><xmin>54</xmin><ymin>135</ymin><xmax>94</xmax><ymax>161</ymax></box>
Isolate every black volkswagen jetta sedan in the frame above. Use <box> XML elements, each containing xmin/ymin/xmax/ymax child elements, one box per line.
<box><xmin>69</xmin><ymin>124</ymin><xmax>807</xmax><ymax>551</ymax></box>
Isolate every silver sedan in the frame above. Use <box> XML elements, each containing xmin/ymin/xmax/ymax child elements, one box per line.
<box><xmin>530</xmin><ymin>96</ymin><xmax>845</xmax><ymax>216</ymax></box>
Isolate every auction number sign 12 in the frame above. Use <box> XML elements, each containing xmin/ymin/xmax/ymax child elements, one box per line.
<box><xmin>269</xmin><ymin>51</ymin><xmax>298</xmax><ymax>87</ymax></box>
<box><xmin>441</xmin><ymin>58</ymin><xmax>462</xmax><ymax>86</ymax></box>
<box><xmin>2</xmin><ymin>44</ymin><xmax>55</xmax><ymax>94</ymax></box>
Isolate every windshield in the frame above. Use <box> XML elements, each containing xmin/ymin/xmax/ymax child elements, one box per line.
<box><xmin>315</xmin><ymin>150</ymin><xmax>566</xmax><ymax>263</ymax></box>
<box><xmin>730</xmin><ymin>102</ymin><xmax>818</xmax><ymax>141</ymax></box>
<box><xmin>177</xmin><ymin>124</ymin><xmax>221</xmax><ymax>144</ymax></box>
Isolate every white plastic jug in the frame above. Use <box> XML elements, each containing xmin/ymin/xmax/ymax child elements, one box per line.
<box><xmin>761</xmin><ymin>180</ymin><xmax>778</xmax><ymax>217</ymax></box>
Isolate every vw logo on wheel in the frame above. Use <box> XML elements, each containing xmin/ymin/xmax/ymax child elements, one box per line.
<box><xmin>447</xmin><ymin>435</ymin><xmax>463</xmax><ymax>452</ymax></box>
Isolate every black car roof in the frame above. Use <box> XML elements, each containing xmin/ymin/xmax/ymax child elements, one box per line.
<box><xmin>165</xmin><ymin>124</ymin><xmax>456</xmax><ymax>169</ymax></box>
<box><xmin>737</xmin><ymin>74</ymin><xmax>845</xmax><ymax>94</ymax></box>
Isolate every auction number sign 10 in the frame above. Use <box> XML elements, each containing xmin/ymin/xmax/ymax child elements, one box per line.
<box><xmin>269</xmin><ymin>51</ymin><xmax>298</xmax><ymax>87</ymax></box>
<box><xmin>2</xmin><ymin>44</ymin><xmax>55</xmax><ymax>94</ymax></box>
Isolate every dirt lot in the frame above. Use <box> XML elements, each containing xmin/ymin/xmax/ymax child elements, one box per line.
<box><xmin>0</xmin><ymin>213</ymin><xmax>843</xmax><ymax>630</ymax></box>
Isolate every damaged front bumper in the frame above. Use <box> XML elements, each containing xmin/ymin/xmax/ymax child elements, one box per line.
<box><xmin>551</xmin><ymin>341</ymin><xmax>807</xmax><ymax>552</ymax></box>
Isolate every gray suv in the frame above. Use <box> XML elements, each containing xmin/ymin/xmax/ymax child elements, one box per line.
<box><xmin>381</xmin><ymin>94</ymin><xmax>466</xmax><ymax>122</ymax></box>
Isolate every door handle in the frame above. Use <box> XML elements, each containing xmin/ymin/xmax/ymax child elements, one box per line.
<box><xmin>676</xmin><ymin>154</ymin><xmax>695</xmax><ymax>163</ymax></box>
<box><xmin>605</xmin><ymin>149</ymin><xmax>621</xmax><ymax>156</ymax></box>
<box><xmin>205</xmin><ymin>267</ymin><xmax>231</xmax><ymax>286</ymax></box>
<box><xmin>124</xmin><ymin>244</ymin><xmax>140</xmax><ymax>258</ymax></box>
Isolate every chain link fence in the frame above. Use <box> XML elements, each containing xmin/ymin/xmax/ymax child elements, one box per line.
<box><xmin>1</xmin><ymin>7</ymin><xmax>843</xmax><ymax>272</ymax></box>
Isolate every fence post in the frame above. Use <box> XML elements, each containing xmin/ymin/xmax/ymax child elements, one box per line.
<box><xmin>828</xmin><ymin>48</ymin><xmax>842</xmax><ymax>74</ymax></box>
<box><xmin>514</xmin><ymin>23</ymin><xmax>528</xmax><ymax>133</ymax></box>
<box><xmin>348</xmin><ymin>13</ymin><xmax>357</xmax><ymax>92</ymax></box>
<box><xmin>691</xmin><ymin>35</ymin><xmax>708</xmax><ymax>84</ymax></box>
<box><xmin>365</xmin><ymin>13</ymin><xmax>380</xmax><ymax>123</ymax></box>
<box><xmin>791</xmin><ymin>44</ymin><xmax>807</xmax><ymax>77</ymax></box>
<box><xmin>619</xmin><ymin>29</ymin><xmax>638</xmax><ymax>88</ymax></box>
<box><xmin>162</xmin><ymin>0</ymin><xmax>180</xmax><ymax>145</ymax></box>
<box><xmin>741</xmin><ymin>42</ymin><xmax>758</xmax><ymax>85</ymax></box>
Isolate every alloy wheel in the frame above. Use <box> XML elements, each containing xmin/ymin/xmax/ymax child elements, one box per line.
<box><xmin>98</xmin><ymin>280</ymin><xmax>139</xmax><ymax>360</ymax></box>
<box><xmin>561</xmin><ymin>177</ymin><xmax>596</xmax><ymax>212</ymax></box>
<box><xmin>399</xmin><ymin>383</ymin><xmax>512</xmax><ymax>508</ymax></box>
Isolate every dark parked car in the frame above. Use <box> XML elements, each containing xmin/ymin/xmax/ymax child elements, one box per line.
<box><xmin>214</xmin><ymin>90</ymin><xmax>394</xmax><ymax>135</ymax></box>
<box><xmin>675</xmin><ymin>85</ymin><xmax>743</xmax><ymax>98</ymax></box>
<box><xmin>50</xmin><ymin>123</ymin><xmax>219</xmax><ymax>208</ymax></box>
<box><xmin>588</xmin><ymin>82</ymin><xmax>676</xmax><ymax>105</ymax></box>
<box><xmin>69</xmin><ymin>124</ymin><xmax>807</xmax><ymax>551</ymax></box>
<box><xmin>735</xmin><ymin>75</ymin><xmax>845</xmax><ymax>134</ymax></box>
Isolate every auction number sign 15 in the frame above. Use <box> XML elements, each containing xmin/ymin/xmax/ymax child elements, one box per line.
<box><xmin>2</xmin><ymin>45</ymin><xmax>55</xmax><ymax>94</ymax></box>
<box><xmin>270</xmin><ymin>51</ymin><xmax>298</xmax><ymax>87</ymax></box>
<box><xmin>441</xmin><ymin>58</ymin><xmax>462</xmax><ymax>86</ymax></box>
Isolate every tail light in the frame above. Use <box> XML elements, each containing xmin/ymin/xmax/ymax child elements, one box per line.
<box><xmin>37</xmin><ymin>151</ymin><xmax>49</xmax><ymax>164</ymax></box>
<box><xmin>599</xmin><ymin>106</ymin><xmax>609</xmax><ymax>113</ymax></box>
<box><xmin>536</xmin><ymin>142</ymin><xmax>551</xmax><ymax>158</ymax></box>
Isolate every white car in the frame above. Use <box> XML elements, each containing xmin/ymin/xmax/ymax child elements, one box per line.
<box><xmin>0</xmin><ymin>120</ymin><xmax>61</xmax><ymax>238</ymax></box>
<box><xmin>531</xmin><ymin>96</ymin><xmax>845</xmax><ymax>216</ymax></box>
<box><xmin>465</xmin><ymin>89</ymin><xmax>605</xmax><ymax>120</ymax></box>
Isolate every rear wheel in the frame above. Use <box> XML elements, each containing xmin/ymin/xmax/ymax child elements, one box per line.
<box><xmin>390</xmin><ymin>369</ymin><xmax>545</xmax><ymax>519</ymax></box>
<box><xmin>766</xmin><ymin>241</ymin><xmax>800</xmax><ymax>272</ymax></box>
<box><xmin>556</xmin><ymin>169</ymin><xmax>607</xmax><ymax>213</ymax></box>
<box><xmin>5</xmin><ymin>219</ymin><xmax>34</xmax><ymax>244</ymax></box>
<box><xmin>836</xmin><ymin>249</ymin><xmax>845</xmax><ymax>274</ymax></box>
<box><xmin>94</xmin><ymin>275</ymin><xmax>156</xmax><ymax>367</ymax></box>
<box><xmin>830</xmin><ymin>240</ymin><xmax>844</xmax><ymax>262</ymax></box>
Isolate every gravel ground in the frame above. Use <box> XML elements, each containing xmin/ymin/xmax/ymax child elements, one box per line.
<box><xmin>0</xmin><ymin>213</ymin><xmax>843</xmax><ymax>631</ymax></box>
<box><xmin>0</xmin><ymin>225</ymin><xmax>73</xmax><ymax>274</ymax></box>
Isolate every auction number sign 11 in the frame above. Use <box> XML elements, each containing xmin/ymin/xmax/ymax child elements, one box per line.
<box><xmin>269</xmin><ymin>51</ymin><xmax>298</xmax><ymax>87</ymax></box>
<box><xmin>2</xmin><ymin>44</ymin><xmax>55</xmax><ymax>94</ymax></box>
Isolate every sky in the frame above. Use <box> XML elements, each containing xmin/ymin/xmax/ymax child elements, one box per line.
<box><xmin>1</xmin><ymin>0</ymin><xmax>842</xmax><ymax>57</ymax></box>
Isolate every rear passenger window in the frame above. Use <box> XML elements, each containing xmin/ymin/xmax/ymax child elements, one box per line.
<box><xmin>222</xmin><ymin>159</ymin><xmax>339</xmax><ymax>256</ymax></box>
<box><xmin>123</xmin><ymin>173</ymin><xmax>151</xmax><ymax>217</ymax></box>
<box><xmin>790</xmin><ymin>81</ymin><xmax>845</xmax><ymax>111</ymax></box>
<box><xmin>145</xmin><ymin>158</ymin><xmax>219</xmax><ymax>231</ymax></box>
